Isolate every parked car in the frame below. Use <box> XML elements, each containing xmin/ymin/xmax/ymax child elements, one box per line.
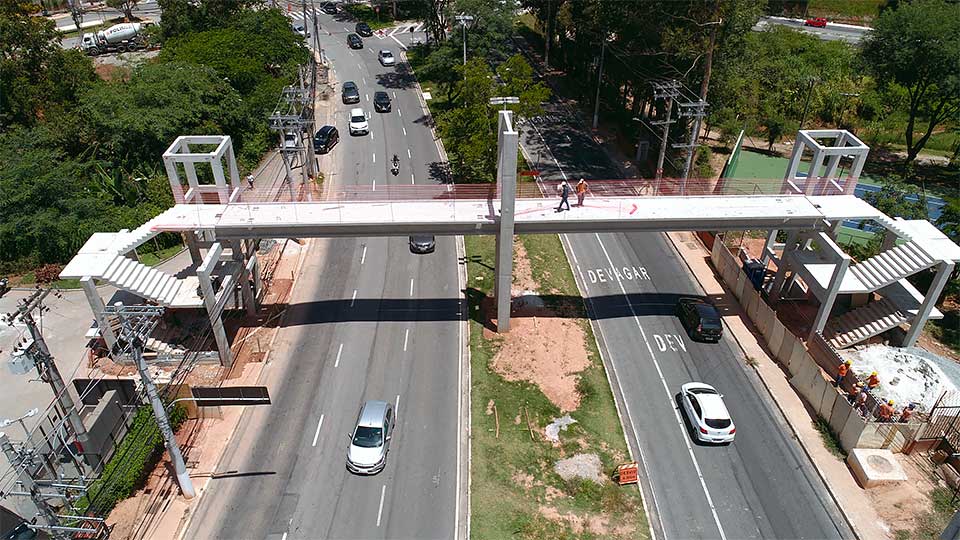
<box><xmin>348</xmin><ymin>107</ymin><xmax>369</xmax><ymax>135</ymax></box>
<box><xmin>282</xmin><ymin>132</ymin><xmax>300</xmax><ymax>150</ymax></box>
<box><xmin>292</xmin><ymin>23</ymin><xmax>309</xmax><ymax>38</ymax></box>
<box><xmin>676</xmin><ymin>297</ymin><xmax>723</xmax><ymax>343</ymax></box>
<box><xmin>347</xmin><ymin>33</ymin><xmax>363</xmax><ymax>49</ymax></box>
<box><xmin>378</xmin><ymin>49</ymin><xmax>395</xmax><ymax>66</ymax></box>
<box><xmin>346</xmin><ymin>400</ymin><xmax>394</xmax><ymax>475</ymax></box>
<box><xmin>374</xmin><ymin>91</ymin><xmax>391</xmax><ymax>112</ymax></box>
<box><xmin>409</xmin><ymin>235</ymin><xmax>435</xmax><ymax>254</ymax></box>
<box><xmin>341</xmin><ymin>81</ymin><xmax>360</xmax><ymax>104</ymax></box>
<box><xmin>355</xmin><ymin>22</ymin><xmax>373</xmax><ymax>37</ymax></box>
<box><xmin>680</xmin><ymin>382</ymin><xmax>736</xmax><ymax>444</ymax></box>
<box><xmin>313</xmin><ymin>125</ymin><xmax>339</xmax><ymax>154</ymax></box>
<box><xmin>319</xmin><ymin>1</ymin><xmax>338</xmax><ymax>14</ymax></box>
<box><xmin>804</xmin><ymin>17</ymin><xmax>828</xmax><ymax>27</ymax></box>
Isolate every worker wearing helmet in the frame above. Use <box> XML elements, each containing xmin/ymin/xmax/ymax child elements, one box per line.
<box><xmin>866</xmin><ymin>371</ymin><xmax>880</xmax><ymax>390</ymax></box>
<box><xmin>878</xmin><ymin>399</ymin><xmax>895</xmax><ymax>422</ymax></box>
<box><xmin>835</xmin><ymin>360</ymin><xmax>851</xmax><ymax>387</ymax></box>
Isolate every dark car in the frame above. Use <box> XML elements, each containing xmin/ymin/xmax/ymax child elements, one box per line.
<box><xmin>347</xmin><ymin>33</ymin><xmax>363</xmax><ymax>49</ymax></box>
<box><xmin>355</xmin><ymin>22</ymin><xmax>373</xmax><ymax>37</ymax></box>
<box><xmin>676</xmin><ymin>297</ymin><xmax>723</xmax><ymax>343</ymax></box>
<box><xmin>341</xmin><ymin>81</ymin><xmax>360</xmax><ymax>104</ymax></box>
<box><xmin>409</xmin><ymin>235</ymin><xmax>435</xmax><ymax>254</ymax></box>
<box><xmin>319</xmin><ymin>1</ymin><xmax>337</xmax><ymax>14</ymax></box>
<box><xmin>313</xmin><ymin>125</ymin><xmax>339</xmax><ymax>154</ymax></box>
<box><xmin>373</xmin><ymin>91</ymin><xmax>391</xmax><ymax>112</ymax></box>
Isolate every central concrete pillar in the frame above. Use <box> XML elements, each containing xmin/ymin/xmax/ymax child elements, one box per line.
<box><xmin>81</xmin><ymin>276</ymin><xmax>118</xmax><ymax>353</ymax></box>
<box><xmin>810</xmin><ymin>233</ymin><xmax>851</xmax><ymax>338</ymax></box>
<box><xmin>198</xmin><ymin>243</ymin><xmax>233</xmax><ymax>367</ymax></box>
<box><xmin>903</xmin><ymin>260</ymin><xmax>955</xmax><ymax>346</ymax></box>
<box><xmin>494</xmin><ymin>110</ymin><xmax>519</xmax><ymax>333</ymax></box>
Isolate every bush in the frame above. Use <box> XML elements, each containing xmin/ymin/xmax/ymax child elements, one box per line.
<box><xmin>77</xmin><ymin>404</ymin><xmax>188</xmax><ymax>515</ymax></box>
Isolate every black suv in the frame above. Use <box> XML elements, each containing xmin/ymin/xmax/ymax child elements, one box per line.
<box><xmin>409</xmin><ymin>235</ymin><xmax>436</xmax><ymax>254</ymax></box>
<box><xmin>373</xmin><ymin>91</ymin><xmax>391</xmax><ymax>112</ymax></box>
<box><xmin>676</xmin><ymin>297</ymin><xmax>723</xmax><ymax>343</ymax></box>
<box><xmin>341</xmin><ymin>81</ymin><xmax>360</xmax><ymax>104</ymax></box>
<box><xmin>319</xmin><ymin>1</ymin><xmax>337</xmax><ymax>14</ymax></box>
<box><xmin>347</xmin><ymin>33</ymin><xmax>363</xmax><ymax>49</ymax></box>
<box><xmin>313</xmin><ymin>125</ymin><xmax>339</xmax><ymax>154</ymax></box>
<box><xmin>355</xmin><ymin>22</ymin><xmax>373</xmax><ymax>37</ymax></box>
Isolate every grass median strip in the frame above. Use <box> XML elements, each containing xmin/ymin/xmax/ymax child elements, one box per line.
<box><xmin>465</xmin><ymin>234</ymin><xmax>649</xmax><ymax>539</ymax></box>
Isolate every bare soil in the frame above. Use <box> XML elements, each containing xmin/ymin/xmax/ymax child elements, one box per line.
<box><xmin>865</xmin><ymin>454</ymin><xmax>939</xmax><ymax>536</ymax></box>
<box><xmin>489</xmin><ymin>241</ymin><xmax>591</xmax><ymax>412</ymax></box>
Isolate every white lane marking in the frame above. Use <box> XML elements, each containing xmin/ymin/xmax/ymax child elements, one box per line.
<box><xmin>363</xmin><ymin>77</ymin><xmax>367</xmax><ymax>85</ymax></box>
<box><xmin>372</xmin><ymin>153</ymin><xmax>376</xmax><ymax>163</ymax></box>
<box><xmin>350</xmin><ymin>289</ymin><xmax>357</xmax><ymax>307</ymax></box>
<box><xmin>366</xmin><ymin>93</ymin><xmax>370</xmax><ymax>102</ymax></box>
<box><xmin>530</xmin><ymin>118</ymin><xmax>568</xmax><ymax>181</ymax></box>
<box><xmin>397</xmin><ymin>108</ymin><xmax>402</xmax><ymax>117</ymax></box>
<box><xmin>311</xmin><ymin>414</ymin><xmax>325</xmax><ymax>446</ymax></box>
<box><xmin>454</xmin><ymin>234</ymin><xmax>469</xmax><ymax>540</ymax></box>
<box><xmin>377</xmin><ymin>485</ymin><xmax>387</xmax><ymax>527</ymax></box>
<box><xmin>403</xmin><ymin>328</ymin><xmax>409</xmax><ymax>351</ymax></box>
<box><xmin>395</xmin><ymin>394</ymin><xmax>400</xmax><ymax>413</ymax></box>
<box><xmin>594</xmin><ymin>233</ymin><xmax>727</xmax><ymax>540</ymax></box>
<box><xmin>343</xmin><ymin>26</ymin><xmax>350</xmax><ymax>32</ymax></box>
<box><xmin>407</xmin><ymin>148</ymin><xmax>412</xmax><ymax>159</ymax></box>
<box><xmin>410</xmin><ymin>173</ymin><xmax>415</xmax><ymax>184</ymax></box>
<box><xmin>390</xmin><ymin>34</ymin><xmax>407</xmax><ymax>50</ymax></box>
<box><xmin>281</xmin><ymin>533</ymin><xmax>287</xmax><ymax>540</ymax></box>
<box><xmin>372</xmin><ymin>179</ymin><xmax>376</xmax><ymax>190</ymax></box>
<box><xmin>361</xmin><ymin>245</ymin><xmax>367</xmax><ymax>264</ymax></box>
<box><xmin>402</xmin><ymin>127</ymin><xmax>407</xmax><ymax>136</ymax></box>
<box><xmin>334</xmin><ymin>343</ymin><xmax>344</xmax><ymax>368</ymax></box>
<box><xmin>392</xmin><ymin>91</ymin><xmax>397</xmax><ymax>98</ymax></box>
<box><xmin>409</xmin><ymin>278</ymin><xmax>414</xmax><ymax>296</ymax></box>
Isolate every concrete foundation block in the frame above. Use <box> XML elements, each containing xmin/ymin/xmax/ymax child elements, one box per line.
<box><xmin>847</xmin><ymin>448</ymin><xmax>907</xmax><ymax>488</ymax></box>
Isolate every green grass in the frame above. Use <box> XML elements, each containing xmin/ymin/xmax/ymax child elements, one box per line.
<box><xmin>59</xmin><ymin>22</ymin><xmax>107</xmax><ymax>38</ymax></box>
<box><xmin>466</xmin><ymin>234</ymin><xmax>649</xmax><ymax>540</ymax></box>
<box><xmin>15</xmin><ymin>272</ymin><xmax>82</xmax><ymax>290</ymax></box>
<box><xmin>927</xmin><ymin>318</ymin><xmax>960</xmax><ymax>356</ymax></box>
<box><xmin>807</xmin><ymin>0</ymin><xmax>883</xmax><ymax>21</ymax></box>
<box><xmin>813</xmin><ymin>417</ymin><xmax>847</xmax><ymax>459</ymax></box>
<box><xmin>138</xmin><ymin>244</ymin><xmax>185</xmax><ymax>266</ymax></box>
<box><xmin>341</xmin><ymin>4</ymin><xmax>396</xmax><ymax>31</ymax></box>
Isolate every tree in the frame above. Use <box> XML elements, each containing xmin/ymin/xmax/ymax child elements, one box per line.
<box><xmin>422</xmin><ymin>0</ymin><xmax>451</xmax><ymax>46</ymax></box>
<box><xmin>495</xmin><ymin>54</ymin><xmax>550</xmax><ymax>121</ymax></box>
<box><xmin>862</xmin><ymin>180</ymin><xmax>928</xmax><ymax>221</ymax></box>
<box><xmin>107</xmin><ymin>0</ymin><xmax>138</xmax><ymax>20</ymax></box>
<box><xmin>862</xmin><ymin>0</ymin><xmax>960</xmax><ymax>164</ymax></box>
<box><xmin>938</xmin><ymin>197</ymin><xmax>960</xmax><ymax>245</ymax></box>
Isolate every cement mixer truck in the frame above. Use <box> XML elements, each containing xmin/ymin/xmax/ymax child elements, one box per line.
<box><xmin>81</xmin><ymin>22</ymin><xmax>148</xmax><ymax>55</ymax></box>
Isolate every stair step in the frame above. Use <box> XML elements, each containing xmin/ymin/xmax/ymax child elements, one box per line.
<box><xmin>139</xmin><ymin>270</ymin><xmax>163</xmax><ymax>298</ymax></box>
<box><xmin>867</xmin><ymin>257</ymin><xmax>897</xmax><ymax>283</ymax></box>
<box><xmin>901</xmin><ymin>242</ymin><xmax>933</xmax><ymax>266</ymax></box>
<box><xmin>876</xmin><ymin>252</ymin><xmax>906</xmax><ymax>276</ymax></box>
<box><xmin>885</xmin><ymin>247</ymin><xmax>915</xmax><ymax>272</ymax></box>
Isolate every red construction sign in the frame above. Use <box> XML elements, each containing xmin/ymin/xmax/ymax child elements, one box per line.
<box><xmin>616</xmin><ymin>462</ymin><xmax>639</xmax><ymax>485</ymax></box>
<box><xmin>519</xmin><ymin>170</ymin><xmax>541</xmax><ymax>176</ymax></box>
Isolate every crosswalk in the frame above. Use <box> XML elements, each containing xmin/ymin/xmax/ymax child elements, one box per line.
<box><xmin>286</xmin><ymin>10</ymin><xmax>425</xmax><ymax>37</ymax></box>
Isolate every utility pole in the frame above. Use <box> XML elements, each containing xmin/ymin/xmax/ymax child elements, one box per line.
<box><xmin>798</xmin><ymin>77</ymin><xmax>818</xmax><ymax>131</ymax></box>
<box><xmin>455</xmin><ymin>14</ymin><xmax>474</xmax><ymax>65</ymax></box>
<box><xmin>673</xmin><ymin>99</ymin><xmax>709</xmax><ymax>192</ymax></box>
<box><xmin>651</xmin><ymin>80</ymin><xmax>680</xmax><ymax>181</ymax></box>
<box><xmin>104</xmin><ymin>303</ymin><xmax>195</xmax><ymax>499</ymax></box>
<box><xmin>3</xmin><ymin>289</ymin><xmax>88</xmax><ymax>444</ymax></box>
<box><xmin>65</xmin><ymin>0</ymin><xmax>83</xmax><ymax>33</ymax></box>
<box><xmin>591</xmin><ymin>36</ymin><xmax>606</xmax><ymax>130</ymax></box>
<box><xmin>0</xmin><ymin>433</ymin><xmax>65</xmax><ymax>539</ymax></box>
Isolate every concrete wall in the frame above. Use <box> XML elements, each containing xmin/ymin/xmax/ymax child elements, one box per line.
<box><xmin>710</xmin><ymin>238</ymin><xmax>916</xmax><ymax>452</ymax></box>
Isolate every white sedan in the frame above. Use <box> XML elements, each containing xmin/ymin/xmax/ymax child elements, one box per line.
<box><xmin>378</xmin><ymin>49</ymin><xmax>395</xmax><ymax>66</ymax></box>
<box><xmin>680</xmin><ymin>382</ymin><xmax>736</xmax><ymax>444</ymax></box>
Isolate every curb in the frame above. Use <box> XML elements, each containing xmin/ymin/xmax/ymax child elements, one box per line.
<box><xmin>663</xmin><ymin>232</ymin><xmax>864</xmax><ymax>540</ymax></box>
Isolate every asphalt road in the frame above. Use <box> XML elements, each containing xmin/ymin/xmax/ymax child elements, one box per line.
<box><xmin>753</xmin><ymin>16</ymin><xmax>870</xmax><ymax>43</ymax></box>
<box><xmin>519</xmin><ymin>97</ymin><xmax>854</xmax><ymax>539</ymax></box>
<box><xmin>184</xmin><ymin>14</ymin><xmax>465</xmax><ymax>540</ymax></box>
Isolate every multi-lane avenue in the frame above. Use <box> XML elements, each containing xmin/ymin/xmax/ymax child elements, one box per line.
<box><xmin>184</xmin><ymin>12</ymin><xmax>467</xmax><ymax>540</ymax></box>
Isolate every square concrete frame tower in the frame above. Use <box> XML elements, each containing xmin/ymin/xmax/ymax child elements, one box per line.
<box><xmin>162</xmin><ymin>135</ymin><xmax>241</xmax><ymax>205</ymax></box>
<box><xmin>783</xmin><ymin>130</ymin><xmax>869</xmax><ymax>196</ymax></box>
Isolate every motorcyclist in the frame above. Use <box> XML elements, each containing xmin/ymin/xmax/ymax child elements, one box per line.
<box><xmin>391</xmin><ymin>154</ymin><xmax>400</xmax><ymax>175</ymax></box>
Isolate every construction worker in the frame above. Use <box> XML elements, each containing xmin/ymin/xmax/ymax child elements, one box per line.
<box><xmin>575</xmin><ymin>178</ymin><xmax>589</xmax><ymax>207</ymax></box>
<box><xmin>835</xmin><ymin>360</ymin><xmax>851</xmax><ymax>387</ymax></box>
<box><xmin>878</xmin><ymin>399</ymin><xmax>895</xmax><ymax>422</ymax></box>
<box><xmin>899</xmin><ymin>403</ymin><xmax>917</xmax><ymax>423</ymax></box>
<box><xmin>847</xmin><ymin>382</ymin><xmax>862</xmax><ymax>404</ymax></box>
<box><xmin>866</xmin><ymin>371</ymin><xmax>880</xmax><ymax>390</ymax></box>
<box><xmin>855</xmin><ymin>387</ymin><xmax>869</xmax><ymax>417</ymax></box>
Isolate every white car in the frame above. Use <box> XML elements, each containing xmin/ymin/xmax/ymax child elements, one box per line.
<box><xmin>378</xmin><ymin>49</ymin><xmax>395</xmax><ymax>66</ymax></box>
<box><xmin>348</xmin><ymin>108</ymin><xmax>369</xmax><ymax>135</ymax></box>
<box><xmin>282</xmin><ymin>132</ymin><xmax>300</xmax><ymax>149</ymax></box>
<box><xmin>292</xmin><ymin>23</ymin><xmax>309</xmax><ymax>38</ymax></box>
<box><xmin>680</xmin><ymin>382</ymin><xmax>736</xmax><ymax>444</ymax></box>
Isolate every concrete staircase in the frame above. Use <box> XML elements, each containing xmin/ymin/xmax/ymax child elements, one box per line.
<box><xmin>848</xmin><ymin>241</ymin><xmax>936</xmax><ymax>292</ymax></box>
<box><xmin>824</xmin><ymin>298</ymin><xmax>909</xmax><ymax>349</ymax></box>
<box><xmin>116</xmin><ymin>215</ymin><xmax>167</xmax><ymax>255</ymax></box>
<box><xmin>100</xmin><ymin>255</ymin><xmax>185</xmax><ymax>306</ymax></box>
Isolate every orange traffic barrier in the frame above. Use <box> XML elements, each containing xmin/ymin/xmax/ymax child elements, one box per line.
<box><xmin>615</xmin><ymin>462</ymin><xmax>638</xmax><ymax>485</ymax></box>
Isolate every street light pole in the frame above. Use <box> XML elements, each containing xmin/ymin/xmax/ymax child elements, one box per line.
<box><xmin>592</xmin><ymin>36</ymin><xmax>606</xmax><ymax>130</ymax></box>
<box><xmin>455</xmin><ymin>14</ymin><xmax>474</xmax><ymax>65</ymax></box>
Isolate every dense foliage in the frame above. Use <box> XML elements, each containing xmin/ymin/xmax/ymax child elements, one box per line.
<box><xmin>0</xmin><ymin>3</ymin><xmax>306</xmax><ymax>273</ymax></box>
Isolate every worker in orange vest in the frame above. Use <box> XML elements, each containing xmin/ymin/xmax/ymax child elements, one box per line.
<box><xmin>866</xmin><ymin>371</ymin><xmax>880</xmax><ymax>390</ymax></box>
<box><xmin>878</xmin><ymin>399</ymin><xmax>895</xmax><ymax>422</ymax></box>
<box><xmin>899</xmin><ymin>403</ymin><xmax>917</xmax><ymax>423</ymax></box>
<box><xmin>835</xmin><ymin>360</ymin><xmax>851</xmax><ymax>386</ymax></box>
<box><xmin>847</xmin><ymin>382</ymin><xmax>862</xmax><ymax>404</ymax></box>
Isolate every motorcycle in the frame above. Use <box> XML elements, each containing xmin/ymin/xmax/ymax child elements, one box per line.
<box><xmin>390</xmin><ymin>155</ymin><xmax>400</xmax><ymax>176</ymax></box>
<box><xmin>0</xmin><ymin>277</ymin><xmax>9</xmax><ymax>297</ymax></box>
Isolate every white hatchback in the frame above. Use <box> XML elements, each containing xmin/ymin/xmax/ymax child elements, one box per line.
<box><xmin>348</xmin><ymin>107</ymin><xmax>369</xmax><ymax>135</ymax></box>
<box><xmin>680</xmin><ymin>382</ymin><xmax>736</xmax><ymax>444</ymax></box>
<box><xmin>378</xmin><ymin>49</ymin><xmax>395</xmax><ymax>66</ymax></box>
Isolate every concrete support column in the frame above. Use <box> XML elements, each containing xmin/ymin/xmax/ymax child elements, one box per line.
<box><xmin>810</xmin><ymin>236</ymin><xmax>851</xmax><ymax>338</ymax></box>
<box><xmin>81</xmin><ymin>276</ymin><xmax>118</xmax><ymax>353</ymax></box>
<box><xmin>183</xmin><ymin>231</ymin><xmax>203</xmax><ymax>266</ymax></box>
<box><xmin>210</xmin><ymin>157</ymin><xmax>229</xmax><ymax>204</ymax></box>
<box><xmin>234</xmin><ymin>239</ymin><xmax>257</xmax><ymax>316</ymax></box>
<box><xmin>770</xmin><ymin>230</ymin><xmax>799</xmax><ymax>301</ymax></box>
<box><xmin>903</xmin><ymin>261</ymin><xmax>955</xmax><ymax>346</ymax></box>
<box><xmin>881</xmin><ymin>229</ymin><xmax>898</xmax><ymax>251</ymax></box>
<box><xmin>198</xmin><ymin>243</ymin><xmax>232</xmax><ymax>367</ymax></box>
<box><xmin>782</xmin><ymin>139</ymin><xmax>804</xmax><ymax>193</ymax></box>
<box><xmin>761</xmin><ymin>229</ymin><xmax>778</xmax><ymax>268</ymax></box>
<box><xmin>805</xmin><ymin>148</ymin><xmax>825</xmax><ymax>195</ymax></box>
<box><xmin>495</xmin><ymin>110</ymin><xmax>519</xmax><ymax>333</ymax></box>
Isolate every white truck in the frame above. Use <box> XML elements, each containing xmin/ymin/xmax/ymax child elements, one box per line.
<box><xmin>81</xmin><ymin>22</ymin><xmax>147</xmax><ymax>55</ymax></box>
